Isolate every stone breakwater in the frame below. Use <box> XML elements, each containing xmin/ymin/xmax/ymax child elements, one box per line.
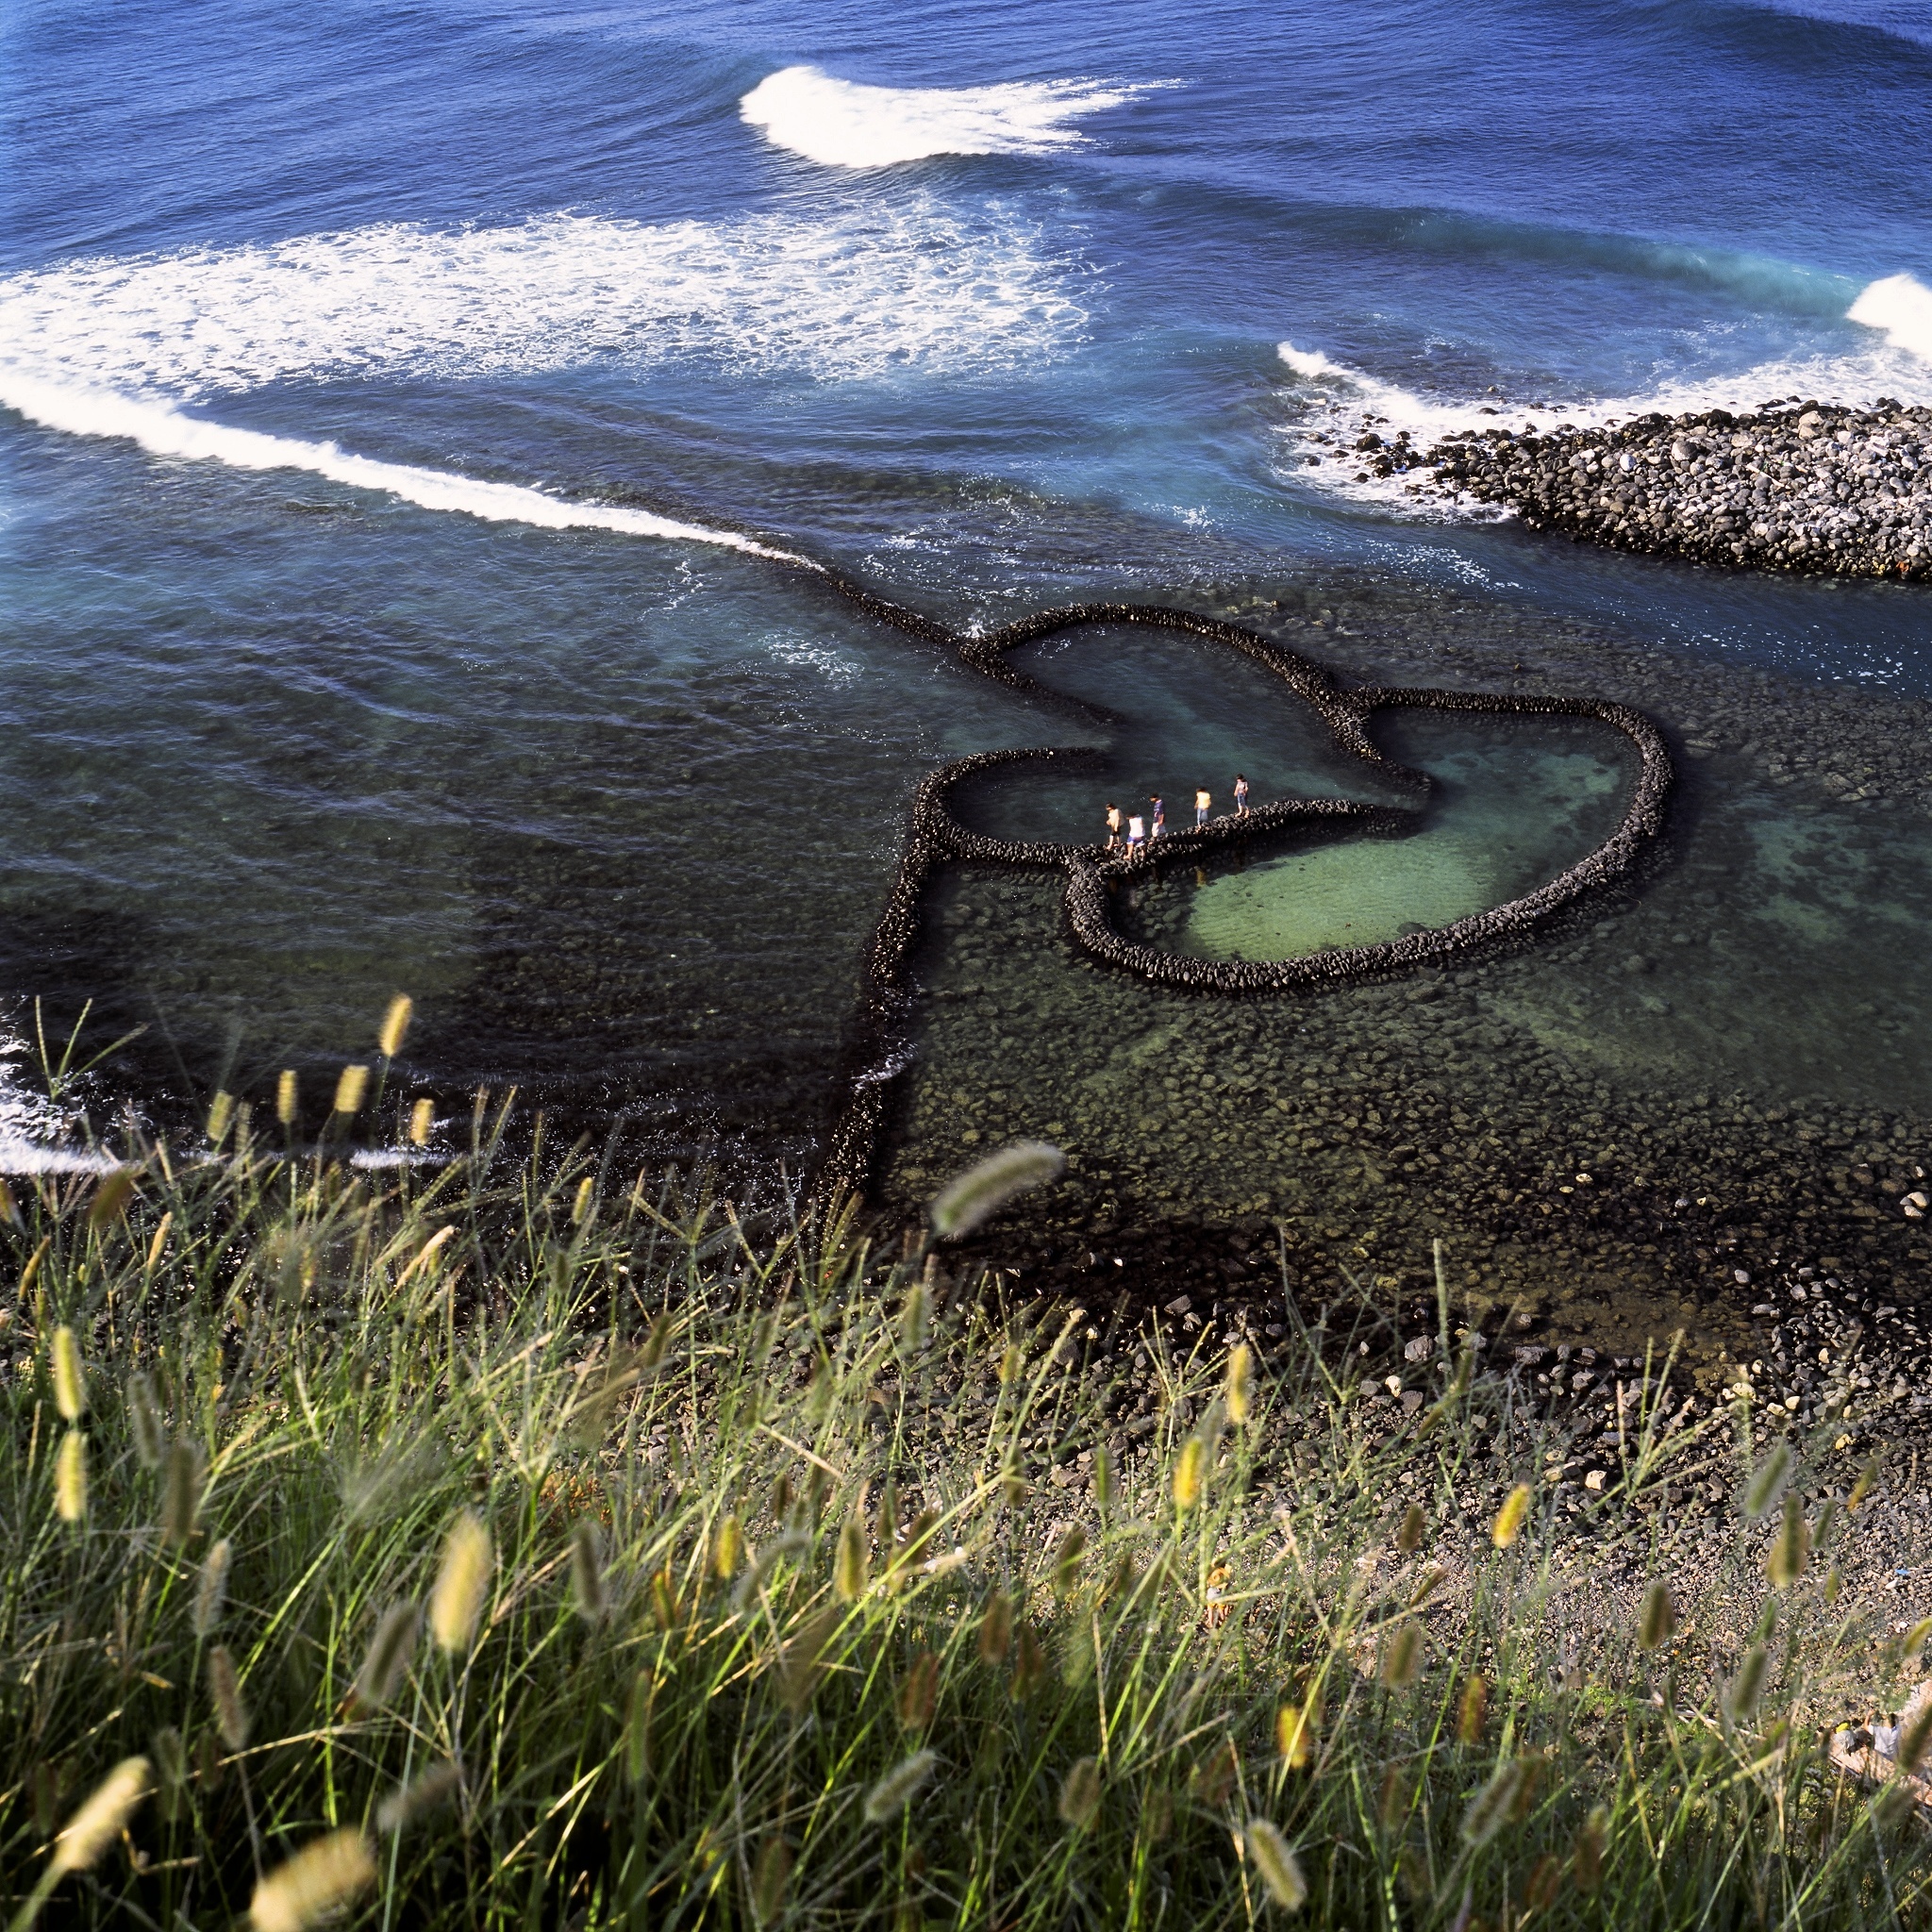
<box><xmin>1389</xmin><ymin>401</ymin><xmax>1932</xmax><ymax>578</ymax></box>
<box><xmin>789</xmin><ymin>571</ymin><xmax>1673</xmax><ymax>1200</ymax></box>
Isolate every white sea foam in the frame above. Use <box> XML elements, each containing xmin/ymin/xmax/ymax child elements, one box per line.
<box><xmin>1</xmin><ymin>374</ymin><xmax>811</xmax><ymax>560</ymax></box>
<box><xmin>0</xmin><ymin>1025</ymin><xmax>123</xmax><ymax>1175</ymax></box>
<box><xmin>0</xmin><ymin>199</ymin><xmax>1090</xmax><ymax>556</ymax></box>
<box><xmin>0</xmin><ymin>203</ymin><xmax>1088</xmax><ymax>401</ymax></box>
<box><xmin>740</xmin><ymin>65</ymin><xmax>1167</xmax><ymax>170</ymax></box>
<box><xmin>1275</xmin><ymin>272</ymin><xmax>1932</xmax><ymax>519</ymax></box>
<box><xmin>1847</xmin><ymin>272</ymin><xmax>1932</xmax><ymax>364</ymax></box>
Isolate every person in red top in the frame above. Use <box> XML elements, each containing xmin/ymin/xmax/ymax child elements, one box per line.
<box><xmin>1233</xmin><ymin>773</ymin><xmax>1250</xmax><ymax>815</ymax></box>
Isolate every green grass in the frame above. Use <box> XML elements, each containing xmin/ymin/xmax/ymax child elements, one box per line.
<box><xmin>2</xmin><ymin>1098</ymin><xmax>1928</xmax><ymax>1930</ymax></box>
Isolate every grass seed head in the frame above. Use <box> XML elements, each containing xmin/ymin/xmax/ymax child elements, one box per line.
<box><xmin>50</xmin><ymin>1325</ymin><xmax>86</xmax><ymax>1422</ymax></box>
<box><xmin>249</xmin><ymin>1829</ymin><xmax>377</xmax><ymax>1932</ymax></box>
<box><xmin>331</xmin><ymin>1064</ymin><xmax>370</xmax><ymax>1116</ymax></box>
<box><xmin>1460</xmin><ymin>1757</ymin><xmax>1527</xmax><ymax>1846</ymax></box>
<box><xmin>862</xmin><ymin>1748</ymin><xmax>937</xmax><ymax>1824</ymax></box>
<box><xmin>355</xmin><ymin>1601</ymin><xmax>421</xmax><ymax>1710</ymax></box>
<box><xmin>977</xmin><ymin>1591</ymin><xmax>1014</xmax><ymax>1666</ymax></box>
<box><xmin>376</xmin><ymin>1760</ymin><xmax>462</xmax><ymax>1834</ymax></box>
<box><xmin>144</xmin><ymin>1210</ymin><xmax>173</xmax><ymax>1273</ymax></box>
<box><xmin>1225</xmin><ymin>1342</ymin><xmax>1254</xmax><ymax>1425</ymax></box>
<box><xmin>1091</xmin><ymin>1442</ymin><xmax>1115</xmax><ymax>1514</ymax></box>
<box><xmin>897</xmin><ymin>1651</ymin><xmax>940</xmax><ymax>1730</ymax></box>
<box><xmin>1058</xmin><ymin>1756</ymin><xmax>1103</xmax><ymax>1832</ymax></box>
<box><xmin>572</xmin><ymin>1175</ymin><xmax>594</xmax><ymax>1224</ymax></box>
<box><xmin>569</xmin><ymin>1519</ymin><xmax>606</xmax><ymax>1624</ymax></box>
<box><xmin>1573</xmin><ymin>1802</ymin><xmax>1609</xmax><ymax>1893</ymax></box>
<box><xmin>751</xmin><ymin>1838</ymin><xmax>793</xmax><ymax>1926</ymax></box>
<box><xmin>50</xmin><ymin>1756</ymin><xmax>152</xmax><ymax>1876</ymax></box>
<box><xmin>777</xmin><ymin>1605</ymin><xmax>841</xmax><ymax>1712</ymax></box>
<box><xmin>1728</xmin><ymin>1644</ymin><xmax>1770</xmax><ymax>1720</ymax></box>
<box><xmin>1380</xmin><ymin>1621</ymin><xmax>1424</xmax><ymax>1687</ymax></box>
<box><xmin>408</xmin><ymin>1097</ymin><xmax>435</xmax><ymax>1146</ymax></box>
<box><xmin>899</xmin><ymin>1280</ymin><xmax>930</xmax><ymax>1355</ymax></box>
<box><xmin>835</xmin><ymin>1514</ymin><xmax>870</xmax><ymax>1602</ymax></box>
<box><xmin>1011</xmin><ymin>1624</ymin><xmax>1047</xmax><ymax>1701</ymax></box>
<box><xmin>206</xmin><ymin>1091</ymin><xmax>235</xmax><ymax>1144</ymax></box>
<box><xmin>1174</xmin><ymin>1435</ymin><xmax>1207</xmax><ymax>1510</ymax></box>
<box><xmin>1457</xmin><ymin>1674</ymin><xmax>1490</xmax><ymax>1745</ymax></box>
<box><xmin>1742</xmin><ymin>1441</ymin><xmax>1792</xmax><ymax>1522</ymax></box>
<box><xmin>378</xmin><ymin>994</ymin><xmax>413</xmax><ymax>1058</ymax></box>
<box><xmin>1276</xmin><ymin>1691</ymin><xmax>1319</xmax><ymax>1769</ymax></box>
<box><xmin>161</xmin><ymin>1439</ymin><xmax>204</xmax><ymax>1546</ymax></box>
<box><xmin>55</xmin><ymin>1428</ymin><xmax>88</xmax><ymax>1524</ymax></box>
<box><xmin>208</xmin><ymin>1643</ymin><xmax>250</xmax><ymax>1750</ymax></box>
<box><xmin>194</xmin><ymin>1537</ymin><xmax>233</xmax><ymax>1638</ymax></box>
<box><xmin>1054</xmin><ymin>1525</ymin><xmax>1086</xmax><ymax>1596</ymax></box>
<box><xmin>1637</xmin><ymin>1580</ymin><xmax>1676</xmax><ymax>1651</ymax></box>
<box><xmin>429</xmin><ymin>1509</ymin><xmax>492</xmax><ymax>1653</ymax></box>
<box><xmin>275</xmin><ymin>1070</ymin><xmax>298</xmax><ymax>1125</ymax></box>
<box><xmin>90</xmin><ymin>1165</ymin><xmax>140</xmax><ymax>1228</ymax></box>
<box><xmin>1765</xmin><ymin>1491</ymin><xmax>1810</xmax><ymax>1588</ymax></box>
<box><xmin>625</xmin><ymin>1671</ymin><xmax>655</xmax><ymax>1782</ymax></box>
<box><xmin>711</xmin><ymin>1512</ymin><xmax>742</xmax><ymax>1581</ymax></box>
<box><xmin>1243</xmin><ymin>1819</ymin><xmax>1307</xmax><ymax>1910</ymax></box>
<box><xmin>1848</xmin><ymin>1452</ymin><xmax>1881</xmax><ymax>1512</ymax></box>
<box><xmin>1894</xmin><ymin>1688</ymin><xmax>1932</xmax><ymax>1775</ymax></box>
<box><xmin>152</xmin><ymin>1725</ymin><xmax>189</xmax><ymax>1823</ymax></box>
<box><xmin>928</xmin><ymin>1141</ymin><xmax>1064</xmax><ymax>1241</ymax></box>
<box><xmin>1396</xmin><ymin>1502</ymin><xmax>1425</xmax><ymax>1554</ymax></box>
<box><xmin>1491</xmin><ymin>1483</ymin><xmax>1532</xmax><ymax>1549</ymax></box>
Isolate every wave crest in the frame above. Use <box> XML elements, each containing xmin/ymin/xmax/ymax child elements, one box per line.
<box><xmin>739</xmin><ymin>65</ymin><xmax>1169</xmax><ymax>169</ymax></box>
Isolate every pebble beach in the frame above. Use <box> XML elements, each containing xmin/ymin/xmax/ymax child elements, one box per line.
<box><xmin>1368</xmin><ymin>403</ymin><xmax>1932</xmax><ymax>579</ymax></box>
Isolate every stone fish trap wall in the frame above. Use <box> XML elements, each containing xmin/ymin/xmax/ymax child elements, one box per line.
<box><xmin>791</xmin><ymin>575</ymin><xmax>1674</xmax><ymax>1201</ymax></box>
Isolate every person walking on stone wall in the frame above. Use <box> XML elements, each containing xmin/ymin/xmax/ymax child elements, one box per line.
<box><xmin>1149</xmin><ymin>794</ymin><xmax>1165</xmax><ymax>839</ymax></box>
<box><xmin>1234</xmin><ymin>773</ymin><xmax>1250</xmax><ymax>815</ymax></box>
<box><xmin>1194</xmin><ymin>787</ymin><xmax>1211</xmax><ymax>828</ymax></box>
<box><xmin>1106</xmin><ymin>802</ymin><xmax>1122</xmax><ymax>851</ymax></box>
<box><xmin>1125</xmin><ymin>811</ymin><xmax>1146</xmax><ymax>857</ymax></box>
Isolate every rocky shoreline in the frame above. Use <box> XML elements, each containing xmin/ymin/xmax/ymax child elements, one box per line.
<box><xmin>1362</xmin><ymin>401</ymin><xmax>1932</xmax><ymax>578</ymax></box>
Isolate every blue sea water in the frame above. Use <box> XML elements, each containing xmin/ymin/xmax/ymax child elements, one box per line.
<box><xmin>3</xmin><ymin>0</ymin><xmax>1931</xmax><ymax>1167</ymax></box>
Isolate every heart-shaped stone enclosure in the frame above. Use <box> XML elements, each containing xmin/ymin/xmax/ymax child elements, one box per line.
<box><xmin>798</xmin><ymin>577</ymin><xmax>1673</xmax><ymax>1194</ymax></box>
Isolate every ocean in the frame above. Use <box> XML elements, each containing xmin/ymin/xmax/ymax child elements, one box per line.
<box><xmin>6</xmin><ymin>0</ymin><xmax>1932</xmax><ymax>1326</ymax></box>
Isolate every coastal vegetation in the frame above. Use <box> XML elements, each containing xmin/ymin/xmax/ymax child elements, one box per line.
<box><xmin>3</xmin><ymin>1096</ymin><xmax>1929</xmax><ymax>1929</ymax></box>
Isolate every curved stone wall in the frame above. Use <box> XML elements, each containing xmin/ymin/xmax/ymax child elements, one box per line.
<box><xmin>774</xmin><ymin>568</ymin><xmax>1674</xmax><ymax>1198</ymax></box>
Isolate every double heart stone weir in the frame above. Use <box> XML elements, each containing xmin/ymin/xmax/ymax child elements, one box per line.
<box><xmin>778</xmin><ymin>568</ymin><xmax>1674</xmax><ymax>1201</ymax></box>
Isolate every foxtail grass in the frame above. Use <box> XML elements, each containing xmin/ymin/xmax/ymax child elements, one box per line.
<box><xmin>1</xmin><ymin>1113</ymin><xmax>1927</xmax><ymax>1929</ymax></box>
